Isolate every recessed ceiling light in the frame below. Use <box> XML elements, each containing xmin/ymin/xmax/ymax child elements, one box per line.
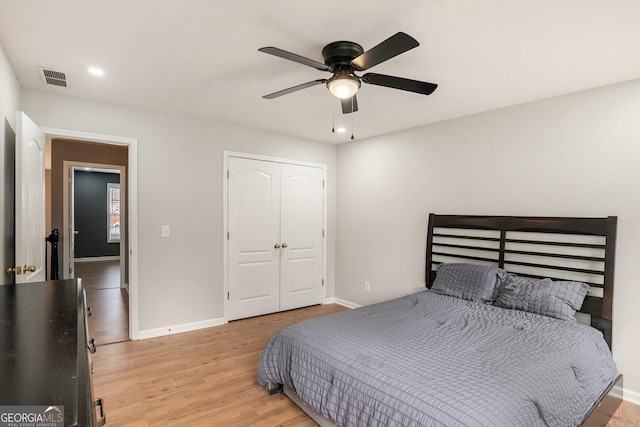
<box><xmin>88</xmin><ymin>67</ymin><xmax>104</xmax><ymax>77</ymax></box>
<box><xmin>336</xmin><ymin>127</ymin><xmax>347</xmax><ymax>133</ymax></box>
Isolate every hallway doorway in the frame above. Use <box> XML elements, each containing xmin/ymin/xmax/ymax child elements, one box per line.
<box><xmin>43</xmin><ymin>129</ymin><xmax>138</xmax><ymax>340</ymax></box>
<box><xmin>66</xmin><ymin>165</ymin><xmax>128</xmax><ymax>345</ymax></box>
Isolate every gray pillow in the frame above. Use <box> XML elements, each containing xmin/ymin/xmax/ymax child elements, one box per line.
<box><xmin>494</xmin><ymin>273</ymin><xmax>589</xmax><ymax>321</ymax></box>
<box><xmin>431</xmin><ymin>263</ymin><xmax>505</xmax><ymax>303</ymax></box>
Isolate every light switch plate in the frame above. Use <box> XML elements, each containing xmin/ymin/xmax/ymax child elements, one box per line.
<box><xmin>162</xmin><ymin>225</ymin><xmax>170</xmax><ymax>238</ymax></box>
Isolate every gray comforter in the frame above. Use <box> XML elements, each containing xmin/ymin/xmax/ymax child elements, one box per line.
<box><xmin>258</xmin><ymin>291</ymin><xmax>617</xmax><ymax>427</ymax></box>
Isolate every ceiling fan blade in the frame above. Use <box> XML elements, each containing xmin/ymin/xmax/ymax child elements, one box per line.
<box><xmin>259</xmin><ymin>47</ymin><xmax>330</xmax><ymax>71</ymax></box>
<box><xmin>362</xmin><ymin>73</ymin><xmax>438</xmax><ymax>95</ymax></box>
<box><xmin>351</xmin><ymin>32</ymin><xmax>419</xmax><ymax>71</ymax></box>
<box><xmin>341</xmin><ymin>95</ymin><xmax>358</xmax><ymax>114</ymax></box>
<box><xmin>262</xmin><ymin>79</ymin><xmax>327</xmax><ymax>99</ymax></box>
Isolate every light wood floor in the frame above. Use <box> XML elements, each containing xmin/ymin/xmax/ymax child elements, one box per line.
<box><xmin>92</xmin><ymin>304</ymin><xmax>640</xmax><ymax>426</ymax></box>
<box><xmin>75</xmin><ymin>259</ymin><xmax>129</xmax><ymax>345</ymax></box>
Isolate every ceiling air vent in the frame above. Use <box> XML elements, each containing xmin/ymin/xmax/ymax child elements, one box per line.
<box><xmin>38</xmin><ymin>67</ymin><xmax>68</xmax><ymax>88</ymax></box>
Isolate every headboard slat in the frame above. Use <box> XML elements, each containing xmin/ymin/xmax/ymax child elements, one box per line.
<box><xmin>432</xmin><ymin>253</ymin><xmax>499</xmax><ymax>264</ymax></box>
<box><xmin>506</xmin><ymin>239</ymin><xmax>606</xmax><ymax>249</ymax></box>
<box><xmin>505</xmin><ymin>250</ymin><xmax>604</xmax><ymax>263</ymax></box>
<box><xmin>502</xmin><ymin>260</ymin><xmax>604</xmax><ymax>277</ymax></box>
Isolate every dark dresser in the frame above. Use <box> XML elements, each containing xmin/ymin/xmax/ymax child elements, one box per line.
<box><xmin>0</xmin><ymin>279</ymin><xmax>105</xmax><ymax>426</ymax></box>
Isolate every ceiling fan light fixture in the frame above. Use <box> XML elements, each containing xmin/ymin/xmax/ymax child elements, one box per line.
<box><xmin>327</xmin><ymin>74</ymin><xmax>360</xmax><ymax>99</ymax></box>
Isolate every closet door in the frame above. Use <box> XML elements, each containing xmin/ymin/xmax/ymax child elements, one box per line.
<box><xmin>227</xmin><ymin>157</ymin><xmax>281</xmax><ymax>321</ymax></box>
<box><xmin>279</xmin><ymin>164</ymin><xmax>324</xmax><ymax>310</ymax></box>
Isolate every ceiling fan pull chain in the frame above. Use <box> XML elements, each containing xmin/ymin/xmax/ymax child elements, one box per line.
<box><xmin>351</xmin><ymin>98</ymin><xmax>355</xmax><ymax>140</ymax></box>
<box><xmin>331</xmin><ymin>95</ymin><xmax>336</xmax><ymax>133</ymax></box>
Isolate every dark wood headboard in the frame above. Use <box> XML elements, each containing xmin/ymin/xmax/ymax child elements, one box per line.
<box><xmin>425</xmin><ymin>214</ymin><xmax>618</xmax><ymax>348</ymax></box>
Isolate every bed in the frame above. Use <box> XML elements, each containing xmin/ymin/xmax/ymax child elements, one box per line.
<box><xmin>258</xmin><ymin>214</ymin><xmax>623</xmax><ymax>426</ymax></box>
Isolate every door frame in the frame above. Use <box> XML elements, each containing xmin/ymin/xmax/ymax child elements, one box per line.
<box><xmin>63</xmin><ymin>162</ymin><xmax>126</xmax><ymax>288</ymax></box>
<box><xmin>42</xmin><ymin>127</ymin><xmax>139</xmax><ymax>340</ymax></box>
<box><xmin>222</xmin><ymin>151</ymin><xmax>327</xmax><ymax>321</ymax></box>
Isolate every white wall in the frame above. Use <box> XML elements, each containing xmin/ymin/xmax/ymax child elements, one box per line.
<box><xmin>20</xmin><ymin>89</ymin><xmax>337</xmax><ymax>334</ymax></box>
<box><xmin>0</xmin><ymin>42</ymin><xmax>21</xmax><ymax>280</ymax></box>
<box><xmin>336</xmin><ymin>79</ymin><xmax>640</xmax><ymax>399</ymax></box>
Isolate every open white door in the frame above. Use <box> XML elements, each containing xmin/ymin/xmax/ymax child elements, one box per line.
<box><xmin>14</xmin><ymin>112</ymin><xmax>46</xmax><ymax>283</ymax></box>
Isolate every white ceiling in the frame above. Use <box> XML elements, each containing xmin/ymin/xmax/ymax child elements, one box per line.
<box><xmin>1</xmin><ymin>0</ymin><xmax>640</xmax><ymax>144</ymax></box>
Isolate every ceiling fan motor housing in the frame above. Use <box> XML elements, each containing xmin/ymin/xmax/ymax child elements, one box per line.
<box><xmin>321</xmin><ymin>41</ymin><xmax>364</xmax><ymax>71</ymax></box>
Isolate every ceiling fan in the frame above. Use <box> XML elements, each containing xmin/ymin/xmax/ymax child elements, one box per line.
<box><xmin>259</xmin><ymin>32</ymin><xmax>438</xmax><ymax>114</ymax></box>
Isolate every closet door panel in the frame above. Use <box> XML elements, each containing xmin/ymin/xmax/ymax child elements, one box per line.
<box><xmin>227</xmin><ymin>157</ymin><xmax>280</xmax><ymax>320</ymax></box>
<box><xmin>279</xmin><ymin>164</ymin><xmax>324</xmax><ymax>310</ymax></box>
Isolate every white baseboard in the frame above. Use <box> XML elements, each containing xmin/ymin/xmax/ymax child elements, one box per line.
<box><xmin>624</xmin><ymin>387</ymin><xmax>640</xmax><ymax>406</ymax></box>
<box><xmin>138</xmin><ymin>317</ymin><xmax>227</xmax><ymax>340</ymax></box>
<box><xmin>74</xmin><ymin>256</ymin><xmax>120</xmax><ymax>263</ymax></box>
<box><xmin>325</xmin><ymin>297</ymin><xmax>361</xmax><ymax>309</ymax></box>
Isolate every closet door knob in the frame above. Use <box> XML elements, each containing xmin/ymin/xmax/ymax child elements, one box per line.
<box><xmin>274</xmin><ymin>243</ymin><xmax>281</xmax><ymax>249</ymax></box>
<box><xmin>281</xmin><ymin>243</ymin><xmax>288</xmax><ymax>248</ymax></box>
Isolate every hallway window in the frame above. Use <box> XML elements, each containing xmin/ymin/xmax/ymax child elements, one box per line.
<box><xmin>108</xmin><ymin>183</ymin><xmax>120</xmax><ymax>243</ymax></box>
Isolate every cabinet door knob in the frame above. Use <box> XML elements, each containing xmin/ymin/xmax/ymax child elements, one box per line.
<box><xmin>274</xmin><ymin>243</ymin><xmax>281</xmax><ymax>249</ymax></box>
<box><xmin>281</xmin><ymin>243</ymin><xmax>288</xmax><ymax>248</ymax></box>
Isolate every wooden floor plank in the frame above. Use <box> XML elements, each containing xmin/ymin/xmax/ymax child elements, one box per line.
<box><xmin>92</xmin><ymin>304</ymin><xmax>640</xmax><ymax>426</ymax></box>
<box><xmin>75</xmin><ymin>259</ymin><xmax>121</xmax><ymax>290</ymax></box>
<box><xmin>93</xmin><ymin>305</ymin><xmax>345</xmax><ymax>426</ymax></box>
<box><xmin>75</xmin><ymin>259</ymin><xmax>129</xmax><ymax>344</ymax></box>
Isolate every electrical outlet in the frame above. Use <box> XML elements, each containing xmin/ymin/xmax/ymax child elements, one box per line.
<box><xmin>364</xmin><ymin>281</ymin><xmax>371</xmax><ymax>292</ymax></box>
